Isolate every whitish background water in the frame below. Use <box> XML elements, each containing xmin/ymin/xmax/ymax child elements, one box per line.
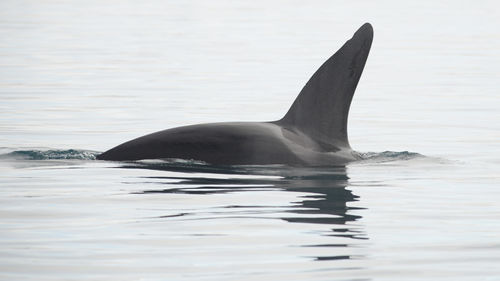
<box><xmin>1</xmin><ymin>0</ymin><xmax>499</xmax><ymax>280</ymax></box>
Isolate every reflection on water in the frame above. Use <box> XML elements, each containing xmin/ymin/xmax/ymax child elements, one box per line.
<box><xmin>121</xmin><ymin>162</ymin><xmax>367</xmax><ymax>261</ymax></box>
<box><xmin>0</xmin><ymin>158</ymin><xmax>370</xmax><ymax>280</ymax></box>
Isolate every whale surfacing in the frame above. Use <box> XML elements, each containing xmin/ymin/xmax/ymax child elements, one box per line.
<box><xmin>97</xmin><ymin>23</ymin><xmax>374</xmax><ymax>165</ymax></box>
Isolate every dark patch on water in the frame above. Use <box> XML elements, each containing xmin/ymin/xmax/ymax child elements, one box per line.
<box><xmin>314</xmin><ymin>255</ymin><xmax>352</xmax><ymax>261</ymax></box>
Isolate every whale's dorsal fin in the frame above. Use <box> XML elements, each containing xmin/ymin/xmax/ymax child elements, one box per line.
<box><xmin>277</xmin><ymin>23</ymin><xmax>373</xmax><ymax>149</ymax></box>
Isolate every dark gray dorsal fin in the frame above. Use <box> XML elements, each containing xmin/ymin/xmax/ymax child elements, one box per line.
<box><xmin>277</xmin><ymin>23</ymin><xmax>373</xmax><ymax>149</ymax></box>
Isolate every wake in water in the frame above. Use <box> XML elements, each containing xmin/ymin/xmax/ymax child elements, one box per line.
<box><xmin>0</xmin><ymin>148</ymin><xmax>425</xmax><ymax>164</ymax></box>
<box><xmin>355</xmin><ymin>151</ymin><xmax>425</xmax><ymax>163</ymax></box>
<box><xmin>0</xmin><ymin>149</ymin><xmax>100</xmax><ymax>160</ymax></box>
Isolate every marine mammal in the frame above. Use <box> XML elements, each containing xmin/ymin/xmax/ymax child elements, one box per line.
<box><xmin>97</xmin><ymin>23</ymin><xmax>373</xmax><ymax>165</ymax></box>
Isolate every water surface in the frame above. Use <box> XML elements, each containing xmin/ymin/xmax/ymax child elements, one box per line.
<box><xmin>1</xmin><ymin>1</ymin><xmax>499</xmax><ymax>280</ymax></box>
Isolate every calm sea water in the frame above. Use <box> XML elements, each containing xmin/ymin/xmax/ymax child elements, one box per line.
<box><xmin>1</xmin><ymin>1</ymin><xmax>499</xmax><ymax>280</ymax></box>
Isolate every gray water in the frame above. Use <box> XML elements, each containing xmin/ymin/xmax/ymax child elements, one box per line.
<box><xmin>1</xmin><ymin>1</ymin><xmax>500</xmax><ymax>280</ymax></box>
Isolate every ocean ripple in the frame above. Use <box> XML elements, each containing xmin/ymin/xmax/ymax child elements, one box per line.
<box><xmin>0</xmin><ymin>149</ymin><xmax>100</xmax><ymax>160</ymax></box>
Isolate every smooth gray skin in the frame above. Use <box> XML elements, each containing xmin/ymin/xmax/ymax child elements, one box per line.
<box><xmin>97</xmin><ymin>23</ymin><xmax>373</xmax><ymax>165</ymax></box>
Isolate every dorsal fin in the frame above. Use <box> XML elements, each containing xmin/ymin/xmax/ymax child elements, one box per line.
<box><xmin>277</xmin><ymin>23</ymin><xmax>373</xmax><ymax>149</ymax></box>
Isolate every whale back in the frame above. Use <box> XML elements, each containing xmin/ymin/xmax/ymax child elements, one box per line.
<box><xmin>98</xmin><ymin>23</ymin><xmax>374</xmax><ymax>164</ymax></box>
<box><xmin>277</xmin><ymin>23</ymin><xmax>373</xmax><ymax>149</ymax></box>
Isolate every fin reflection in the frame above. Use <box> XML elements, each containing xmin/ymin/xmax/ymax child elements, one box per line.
<box><xmin>121</xmin><ymin>163</ymin><xmax>367</xmax><ymax>260</ymax></box>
